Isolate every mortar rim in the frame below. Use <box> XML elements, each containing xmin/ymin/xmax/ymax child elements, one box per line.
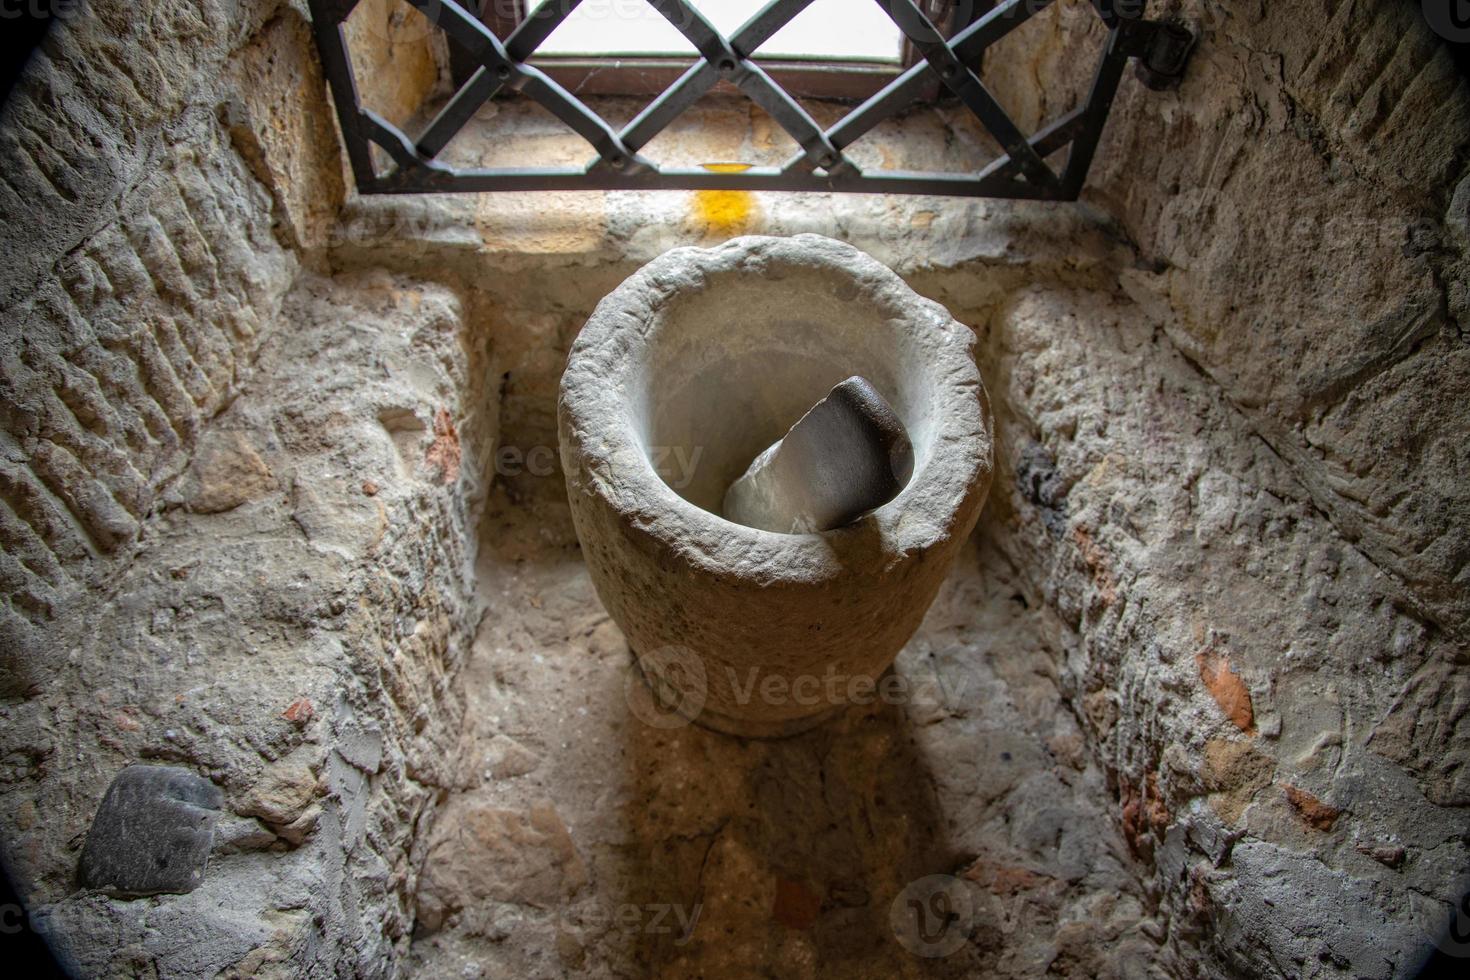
<box><xmin>558</xmin><ymin>233</ymin><xmax>993</xmax><ymax>584</ymax></box>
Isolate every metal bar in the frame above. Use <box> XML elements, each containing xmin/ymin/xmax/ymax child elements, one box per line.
<box><xmin>509</xmin><ymin>0</ymin><xmax>585</xmax><ymax>54</ymax></box>
<box><xmin>537</xmin><ymin>58</ymin><xmax>900</xmax><ymax>100</ymax></box>
<box><xmin>521</xmin><ymin>71</ymin><xmax>648</xmax><ymax>168</ymax></box>
<box><xmin>374</xmin><ymin>164</ymin><xmax>1073</xmax><ymax>199</ymax></box>
<box><xmin>735</xmin><ymin>60</ymin><xmax>847</xmax><ymax>173</ymax></box>
<box><xmin>619</xmin><ymin>62</ymin><xmax>719</xmax><ymax>151</ymax></box>
<box><xmin>402</xmin><ymin>0</ymin><xmax>646</xmax><ymax>169</ymax></box>
<box><xmin>642</xmin><ymin>0</ymin><xmax>845</xmax><ymax>171</ymax></box>
<box><xmin>380</xmin><ymin>141</ymin><xmax>1070</xmax><ymax>201</ymax></box>
<box><xmin>776</xmin><ymin>104</ymin><xmax>1088</xmax><ymax>196</ymax></box>
<box><xmin>308</xmin><ymin>7</ymin><xmax>377</xmax><ymax>186</ymax></box>
<box><xmin>316</xmin><ymin>0</ymin><xmax>363</xmax><ymax>20</ymax></box>
<box><xmin>619</xmin><ymin>0</ymin><xmax>816</xmax><ymax>153</ymax></box>
<box><xmin>640</xmin><ymin>0</ymin><xmax>742</xmax><ymax>65</ymax></box>
<box><xmin>362</xmin><ymin>108</ymin><xmax>456</xmax><ymax>175</ymax></box>
<box><xmin>1060</xmin><ymin>22</ymin><xmax>1131</xmax><ymax>197</ymax></box>
<box><xmin>951</xmin><ymin>0</ymin><xmax>1054</xmax><ymax>62</ymax></box>
<box><xmin>1089</xmin><ymin>0</ymin><xmax>1132</xmax><ymax>30</ymax></box>
<box><xmin>824</xmin><ymin>0</ymin><xmax>1048</xmax><ymax>152</ymax></box>
<box><xmin>417</xmin><ymin>0</ymin><xmax>585</xmax><ymax>157</ymax></box>
<box><xmin>726</xmin><ymin>0</ymin><xmax>819</xmax><ymax>55</ymax></box>
<box><xmin>982</xmin><ymin>105</ymin><xmax>1086</xmax><ymax>177</ymax></box>
<box><xmin>416</xmin><ymin>70</ymin><xmax>499</xmax><ymax>158</ymax></box>
<box><xmin>873</xmin><ymin>0</ymin><xmax>1056</xmax><ymax>188</ymax></box>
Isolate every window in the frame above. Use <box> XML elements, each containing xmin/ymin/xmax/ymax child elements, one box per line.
<box><xmin>315</xmin><ymin>0</ymin><xmax>1192</xmax><ymax>198</ymax></box>
<box><xmin>460</xmin><ymin>0</ymin><xmax>981</xmax><ymax>99</ymax></box>
<box><xmin>535</xmin><ymin>0</ymin><xmax>905</xmax><ymax>62</ymax></box>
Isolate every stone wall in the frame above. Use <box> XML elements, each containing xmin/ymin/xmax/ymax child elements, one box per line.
<box><xmin>0</xmin><ymin>0</ymin><xmax>334</xmax><ymax>687</ymax></box>
<box><xmin>0</xmin><ymin>2</ymin><xmax>489</xmax><ymax>975</ymax></box>
<box><xmin>975</xmin><ymin>282</ymin><xmax>1466</xmax><ymax>977</ymax></box>
<box><xmin>977</xmin><ymin>1</ymin><xmax>1470</xmax><ymax>975</ymax></box>
<box><xmin>26</xmin><ymin>272</ymin><xmax>490</xmax><ymax>976</ymax></box>
<box><xmin>1067</xmin><ymin>0</ymin><xmax>1469</xmax><ymax>645</ymax></box>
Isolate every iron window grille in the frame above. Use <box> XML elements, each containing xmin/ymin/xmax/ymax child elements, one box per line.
<box><xmin>308</xmin><ymin>0</ymin><xmax>1194</xmax><ymax>199</ymax></box>
<box><xmin>460</xmin><ymin>0</ymin><xmax>977</xmax><ymax>100</ymax></box>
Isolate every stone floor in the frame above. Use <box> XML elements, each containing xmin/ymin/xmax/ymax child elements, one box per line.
<box><xmin>405</xmin><ymin>487</ymin><xmax>1168</xmax><ymax>979</ymax></box>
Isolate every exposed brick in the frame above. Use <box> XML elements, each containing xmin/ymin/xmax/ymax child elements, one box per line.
<box><xmin>1196</xmin><ymin>649</ymin><xmax>1255</xmax><ymax>734</ymax></box>
<box><xmin>1283</xmin><ymin>784</ymin><xmax>1341</xmax><ymax>832</ymax></box>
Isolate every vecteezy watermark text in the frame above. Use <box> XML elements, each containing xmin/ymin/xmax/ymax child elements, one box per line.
<box><xmin>1424</xmin><ymin>1</ymin><xmax>1470</xmax><ymax>43</ymax></box>
<box><xmin>488</xmin><ymin>898</ymin><xmax>702</xmax><ymax>947</ymax></box>
<box><xmin>725</xmin><ymin>663</ymin><xmax>933</xmax><ymax>710</ymax></box>
<box><xmin>624</xmin><ymin>641</ymin><xmax>1016</xmax><ymax>731</ymax></box>
<box><xmin>0</xmin><ymin>0</ymin><xmax>85</xmax><ymax>20</ymax></box>
<box><xmin>496</xmin><ymin>442</ymin><xmax>704</xmax><ymax>490</ymax></box>
<box><xmin>0</xmin><ymin>902</ymin><xmax>56</xmax><ymax>936</ymax></box>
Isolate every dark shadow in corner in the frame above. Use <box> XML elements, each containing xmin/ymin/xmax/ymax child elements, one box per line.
<box><xmin>0</xmin><ymin>856</ymin><xmax>72</xmax><ymax>979</ymax></box>
<box><xmin>605</xmin><ymin>683</ymin><xmax>977</xmax><ymax>977</ymax></box>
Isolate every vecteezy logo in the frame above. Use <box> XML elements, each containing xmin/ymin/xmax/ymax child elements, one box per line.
<box><xmin>624</xmin><ymin>645</ymin><xmax>707</xmax><ymax>730</ymax></box>
<box><xmin>1424</xmin><ymin>1</ymin><xmax>1470</xmax><ymax>43</ymax></box>
<box><xmin>890</xmin><ymin>874</ymin><xmax>975</xmax><ymax>958</ymax></box>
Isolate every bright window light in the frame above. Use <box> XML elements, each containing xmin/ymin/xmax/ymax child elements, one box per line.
<box><xmin>533</xmin><ymin>0</ymin><xmax>905</xmax><ymax>62</ymax></box>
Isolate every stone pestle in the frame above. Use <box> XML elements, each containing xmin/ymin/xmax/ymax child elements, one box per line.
<box><xmin>723</xmin><ymin>376</ymin><xmax>913</xmax><ymax>533</ymax></box>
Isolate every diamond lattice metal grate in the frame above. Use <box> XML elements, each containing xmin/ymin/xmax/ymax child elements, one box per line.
<box><xmin>308</xmin><ymin>0</ymin><xmax>1193</xmax><ymax>198</ymax></box>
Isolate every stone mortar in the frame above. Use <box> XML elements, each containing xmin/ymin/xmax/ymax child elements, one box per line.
<box><xmin>558</xmin><ymin>234</ymin><xmax>994</xmax><ymax>736</ymax></box>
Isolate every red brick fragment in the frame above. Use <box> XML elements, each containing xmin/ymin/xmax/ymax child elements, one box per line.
<box><xmin>1196</xmin><ymin>649</ymin><xmax>1255</xmax><ymax>733</ymax></box>
<box><xmin>1283</xmin><ymin>784</ymin><xmax>1340</xmax><ymax>831</ymax></box>
<box><xmin>425</xmin><ymin>408</ymin><xmax>461</xmax><ymax>484</ymax></box>
<box><xmin>282</xmin><ymin>697</ymin><xmax>315</xmax><ymax>727</ymax></box>
<box><xmin>772</xmin><ymin>878</ymin><xmax>822</xmax><ymax>930</ymax></box>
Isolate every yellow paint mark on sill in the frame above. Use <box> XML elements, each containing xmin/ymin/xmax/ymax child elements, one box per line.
<box><xmin>691</xmin><ymin>162</ymin><xmax>759</xmax><ymax>237</ymax></box>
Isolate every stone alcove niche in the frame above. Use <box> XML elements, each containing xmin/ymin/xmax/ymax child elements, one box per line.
<box><xmin>1</xmin><ymin>2</ymin><xmax>1467</xmax><ymax>978</ymax></box>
